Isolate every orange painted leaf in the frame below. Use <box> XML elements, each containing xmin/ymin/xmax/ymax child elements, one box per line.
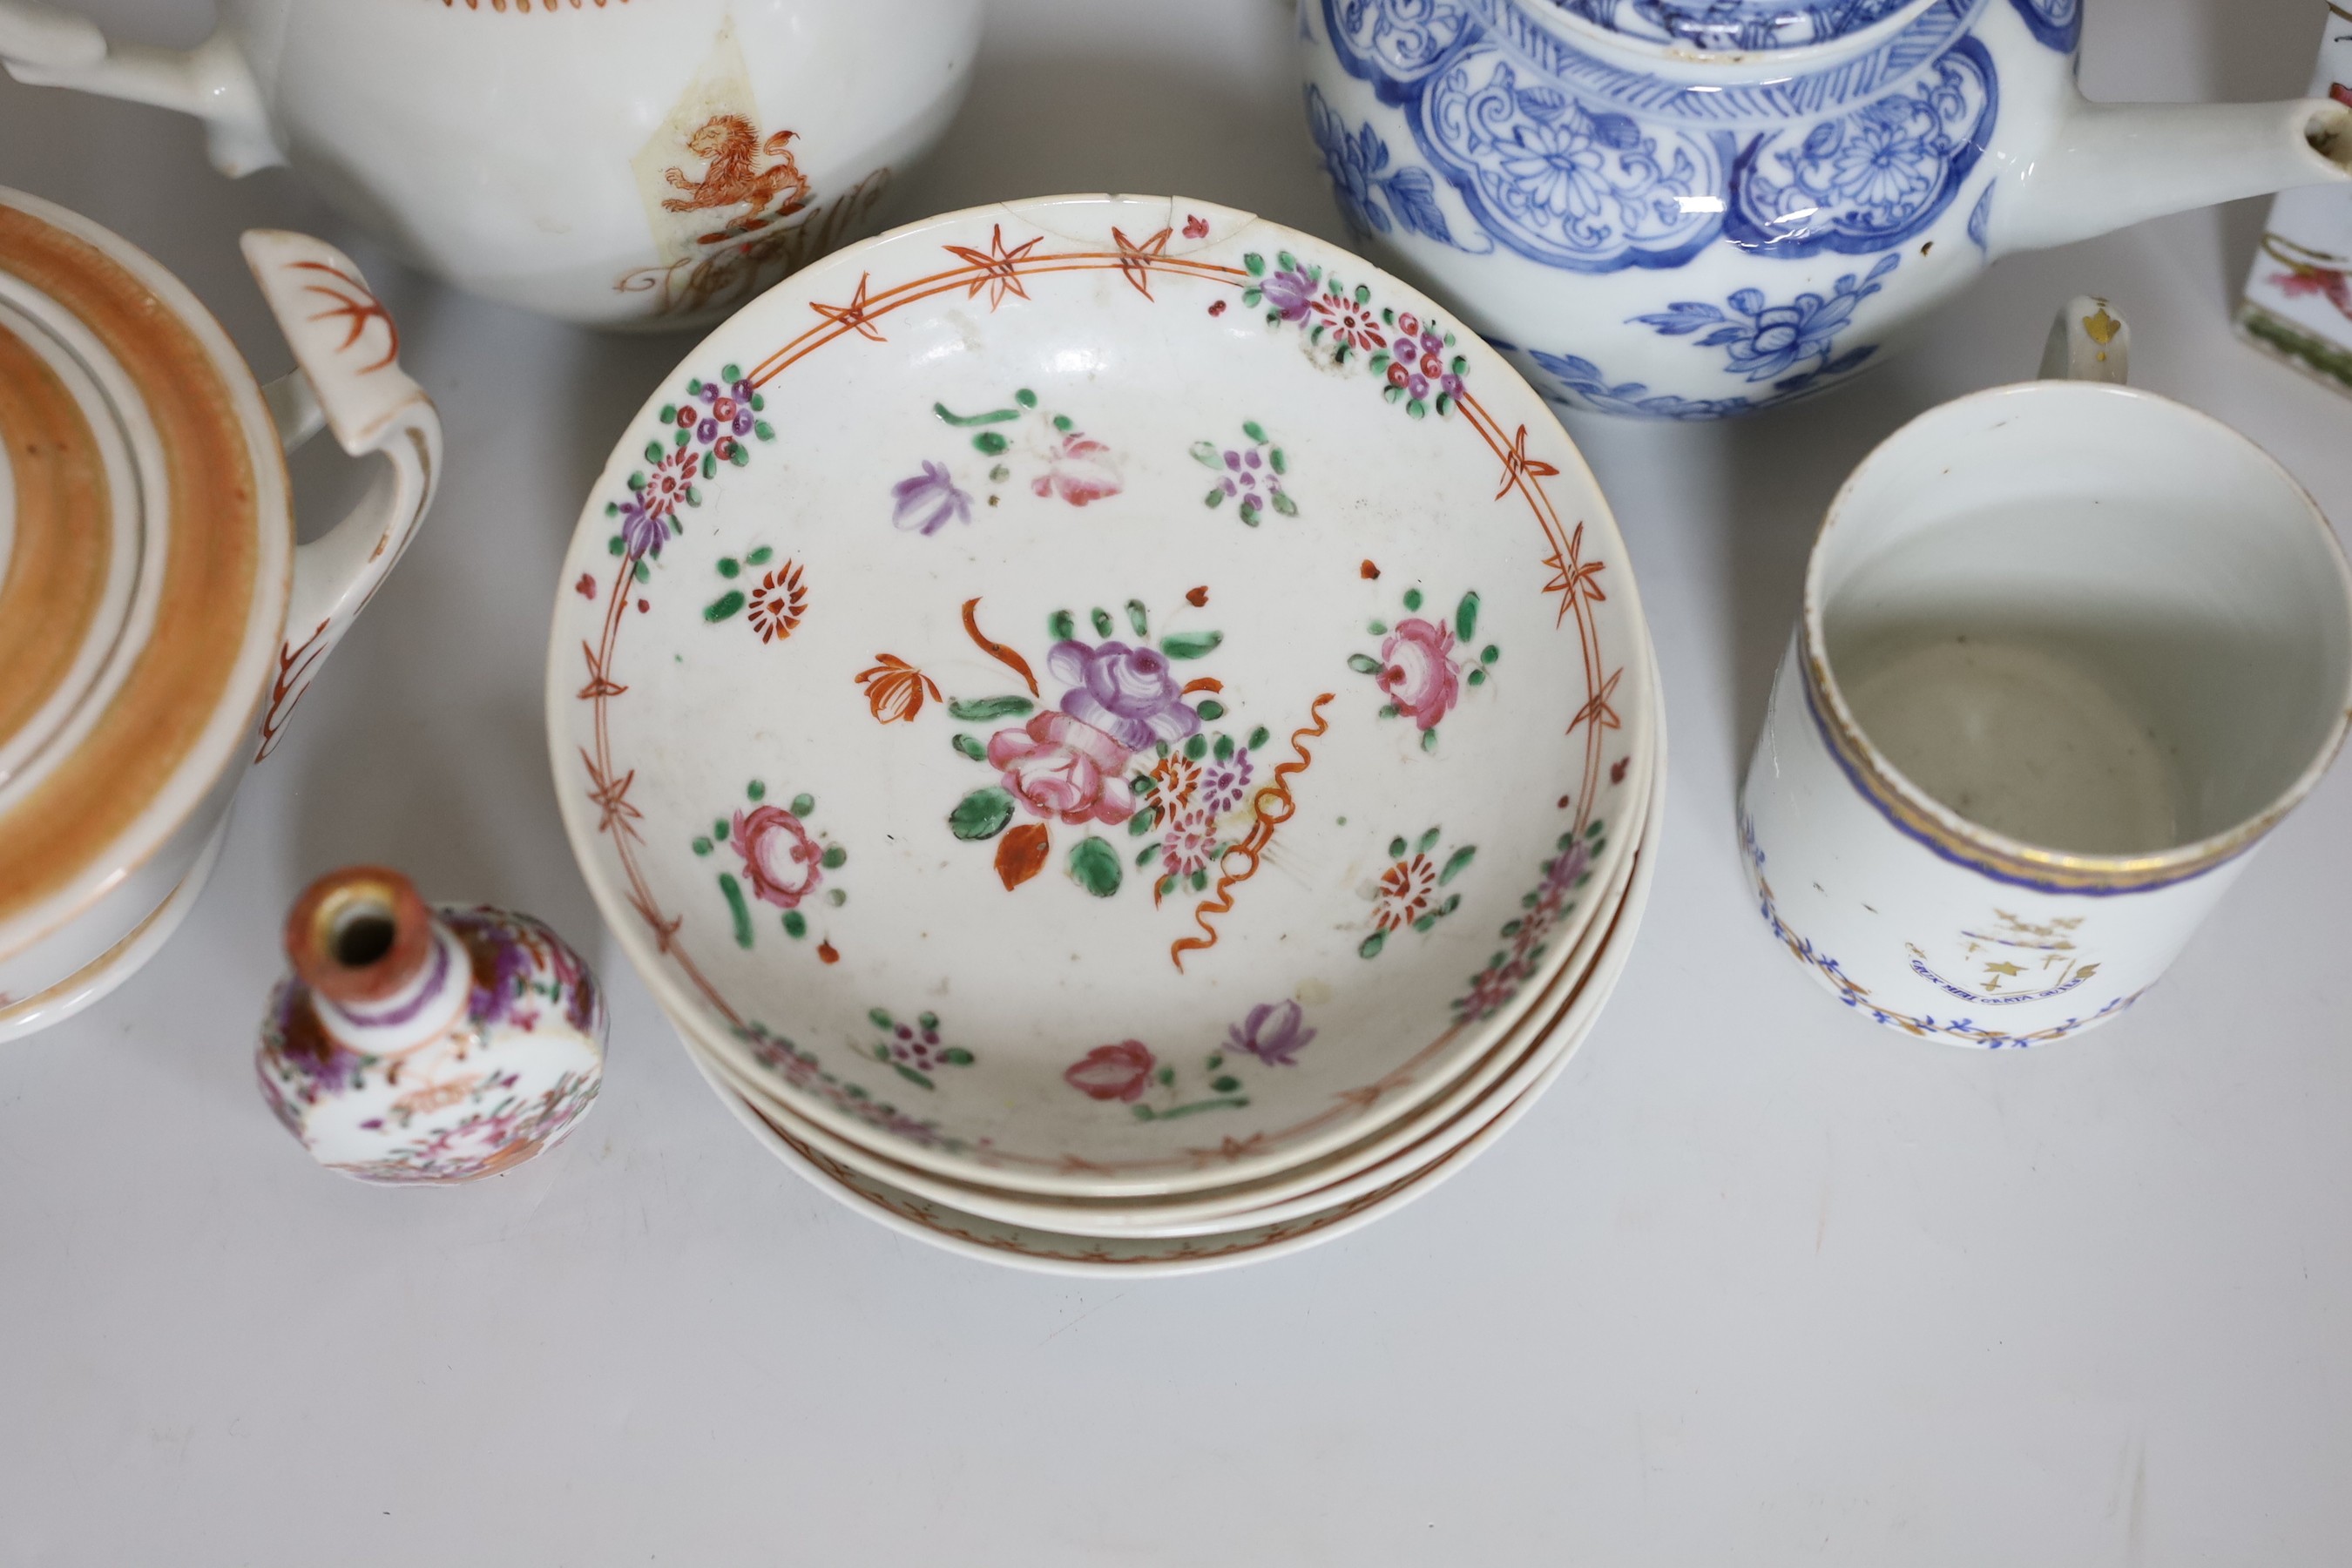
<box><xmin>996</xmin><ymin>822</ymin><xmax>1051</xmax><ymax>890</ymax></box>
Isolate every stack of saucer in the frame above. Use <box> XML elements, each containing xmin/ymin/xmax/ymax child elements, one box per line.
<box><xmin>546</xmin><ymin>195</ymin><xmax>1665</xmax><ymax>1274</ymax></box>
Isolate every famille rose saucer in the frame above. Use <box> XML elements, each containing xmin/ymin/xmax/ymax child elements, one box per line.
<box><xmin>547</xmin><ymin>194</ymin><xmax>1655</xmax><ymax>1198</ymax></box>
<box><xmin>675</xmin><ymin>763</ymin><xmax>1656</xmax><ymax>1274</ymax></box>
<box><xmin>696</xmin><ymin>748</ymin><xmax>1656</xmax><ymax>1242</ymax></box>
<box><xmin>694</xmin><ymin>666</ymin><xmax>1661</xmax><ymax>1238</ymax></box>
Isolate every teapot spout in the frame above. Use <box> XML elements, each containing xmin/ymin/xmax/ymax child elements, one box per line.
<box><xmin>1993</xmin><ymin>98</ymin><xmax>2352</xmax><ymax>256</ymax></box>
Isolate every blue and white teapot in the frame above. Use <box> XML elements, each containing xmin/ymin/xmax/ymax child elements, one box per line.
<box><xmin>1301</xmin><ymin>0</ymin><xmax>2352</xmax><ymax>418</ymax></box>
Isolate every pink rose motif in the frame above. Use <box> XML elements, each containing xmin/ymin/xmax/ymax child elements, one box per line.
<box><xmin>732</xmin><ymin>805</ymin><xmax>822</xmax><ymax>909</ymax></box>
<box><xmin>986</xmin><ymin>712</ymin><xmax>1138</xmax><ymax>826</ymax></box>
<box><xmin>1031</xmin><ymin>430</ymin><xmax>1122</xmax><ymax>507</ymax></box>
<box><xmin>1065</xmin><ymin>1041</ymin><xmax>1156</xmax><ymax>1102</ymax></box>
<box><xmin>1378</xmin><ymin>617</ymin><xmax>1463</xmax><ymax>732</ymax></box>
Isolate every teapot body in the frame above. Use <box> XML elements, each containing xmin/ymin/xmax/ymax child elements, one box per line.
<box><xmin>1300</xmin><ymin>0</ymin><xmax>2078</xmax><ymax>418</ymax></box>
<box><xmin>217</xmin><ymin>0</ymin><xmax>980</xmax><ymax>328</ymax></box>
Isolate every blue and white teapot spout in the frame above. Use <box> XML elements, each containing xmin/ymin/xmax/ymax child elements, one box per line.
<box><xmin>1301</xmin><ymin>0</ymin><xmax>2352</xmax><ymax>419</ymax></box>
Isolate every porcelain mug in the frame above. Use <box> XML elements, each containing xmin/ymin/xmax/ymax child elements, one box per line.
<box><xmin>0</xmin><ymin>0</ymin><xmax>982</xmax><ymax>328</ymax></box>
<box><xmin>1739</xmin><ymin>298</ymin><xmax>2352</xmax><ymax>1049</ymax></box>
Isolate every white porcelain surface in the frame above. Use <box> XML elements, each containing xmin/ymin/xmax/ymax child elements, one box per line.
<box><xmin>0</xmin><ymin>0</ymin><xmax>983</xmax><ymax>327</ymax></box>
<box><xmin>1739</xmin><ymin>301</ymin><xmax>2352</xmax><ymax>1046</ymax></box>
<box><xmin>546</xmin><ymin>193</ymin><xmax>1656</xmax><ymax>1194</ymax></box>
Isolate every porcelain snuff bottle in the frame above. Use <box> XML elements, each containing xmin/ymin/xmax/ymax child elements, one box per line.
<box><xmin>1300</xmin><ymin>0</ymin><xmax>2352</xmax><ymax>417</ymax></box>
<box><xmin>257</xmin><ymin>868</ymin><xmax>607</xmax><ymax>1185</ymax></box>
<box><xmin>0</xmin><ymin>0</ymin><xmax>982</xmax><ymax>327</ymax></box>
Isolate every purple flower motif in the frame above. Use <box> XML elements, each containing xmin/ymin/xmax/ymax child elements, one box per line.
<box><xmin>446</xmin><ymin>911</ymin><xmax>537</xmax><ymax>1031</ymax></box>
<box><xmin>1227</xmin><ymin>1000</ymin><xmax>1317</xmax><ymax>1067</ymax></box>
<box><xmin>1201</xmin><ymin>748</ymin><xmax>1254</xmax><ymax>815</ymax></box>
<box><xmin>1260</xmin><ymin>266</ymin><xmax>1318</xmax><ymax>322</ymax></box>
<box><xmin>1544</xmin><ymin>835</ymin><xmax>1594</xmax><ymax>898</ymax></box>
<box><xmin>1046</xmin><ymin>639</ymin><xmax>1200</xmax><ymax>751</ymax></box>
<box><xmin>891</xmin><ymin>461</ymin><xmax>975</xmax><ymax>536</ymax></box>
<box><xmin>618</xmin><ymin>498</ymin><xmax>666</xmax><ymax>557</ymax></box>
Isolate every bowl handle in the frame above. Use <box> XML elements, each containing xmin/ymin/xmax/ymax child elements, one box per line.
<box><xmin>240</xmin><ymin>231</ymin><xmax>443</xmax><ymax>763</ymax></box>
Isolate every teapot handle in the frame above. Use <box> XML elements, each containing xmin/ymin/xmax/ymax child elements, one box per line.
<box><xmin>0</xmin><ymin>2</ymin><xmax>281</xmax><ymax>176</ymax></box>
<box><xmin>2038</xmin><ymin>295</ymin><xmax>2131</xmax><ymax>387</ymax></box>
<box><xmin>240</xmin><ymin>232</ymin><xmax>442</xmax><ymax>763</ymax></box>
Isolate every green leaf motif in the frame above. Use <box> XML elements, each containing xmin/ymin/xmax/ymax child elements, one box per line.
<box><xmin>951</xmin><ymin>733</ymin><xmax>986</xmax><ymax>760</ymax></box>
<box><xmin>1348</xmin><ymin>653</ymin><xmax>1383</xmax><ymax>675</ymax></box>
<box><xmin>1160</xmin><ymin>631</ymin><xmax>1223</xmax><ymax>660</ymax></box>
<box><xmin>1456</xmin><ymin>591</ymin><xmax>1480</xmax><ymax>643</ymax></box>
<box><xmin>1067</xmin><ymin>836</ymin><xmax>1122</xmax><ymax>897</ymax></box>
<box><xmin>949</xmin><ymin>787</ymin><xmax>1015</xmax><ymax>841</ymax></box>
<box><xmin>719</xmin><ymin>874</ymin><xmax>753</xmax><ymax>950</ymax></box>
<box><xmin>1417</xmin><ymin>826</ymin><xmax>1442</xmax><ymax>855</ymax></box>
<box><xmin>1439</xmin><ymin>845</ymin><xmax>1477</xmax><ymax>885</ymax></box>
<box><xmin>1126</xmin><ymin>599</ymin><xmax>1149</xmax><ymax>637</ymax></box>
<box><xmin>1049</xmin><ymin>610</ymin><xmax>1075</xmax><ymax>641</ymax></box>
<box><xmin>934</xmin><ymin>401</ymin><xmax>1020</xmax><ymax>428</ymax></box>
<box><xmin>704</xmin><ymin>591</ymin><xmax>746</xmax><ymax>622</ymax></box>
<box><xmin>791</xmin><ymin>794</ymin><xmax>815</xmax><ymax>816</ymax></box>
<box><xmin>948</xmin><ymin>695</ymin><xmax>1034</xmax><ymax>721</ymax></box>
<box><xmin>1359</xmin><ymin>929</ymin><xmax>1387</xmax><ymax>959</ymax></box>
<box><xmin>1091</xmin><ymin>607</ymin><xmax>1114</xmax><ymax>638</ymax></box>
<box><xmin>1191</xmin><ymin>441</ymin><xmax>1224</xmax><ymax>470</ymax></box>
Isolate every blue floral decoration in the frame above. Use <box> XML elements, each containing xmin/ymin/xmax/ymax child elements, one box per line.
<box><xmin>1303</xmin><ymin>84</ymin><xmax>1469</xmax><ymax>249</ymax></box>
<box><xmin>1548</xmin><ymin>0</ymin><xmax>1918</xmax><ymax>52</ymax></box>
<box><xmin>1515</xmin><ymin>348</ymin><xmax>1762</xmax><ymax>421</ymax></box>
<box><xmin>1632</xmin><ymin>252</ymin><xmax>1898</xmax><ymax>389</ymax></box>
<box><xmin>2004</xmin><ymin>0</ymin><xmax>2080</xmax><ymax>51</ymax></box>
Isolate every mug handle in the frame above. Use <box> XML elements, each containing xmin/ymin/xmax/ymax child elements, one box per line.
<box><xmin>240</xmin><ymin>231</ymin><xmax>443</xmax><ymax>763</ymax></box>
<box><xmin>2038</xmin><ymin>294</ymin><xmax>2132</xmax><ymax>384</ymax></box>
<box><xmin>0</xmin><ymin>1</ymin><xmax>282</xmax><ymax>176</ymax></box>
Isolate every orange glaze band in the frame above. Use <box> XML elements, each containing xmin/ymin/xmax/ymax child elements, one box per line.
<box><xmin>0</xmin><ymin>321</ymin><xmax>110</xmax><ymax>753</ymax></box>
<box><xmin>0</xmin><ymin>206</ymin><xmax>263</xmax><ymax>926</ymax></box>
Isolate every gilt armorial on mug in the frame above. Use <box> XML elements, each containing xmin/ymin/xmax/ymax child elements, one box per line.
<box><xmin>1738</xmin><ymin>296</ymin><xmax>2352</xmax><ymax>1048</ymax></box>
<box><xmin>1301</xmin><ymin>0</ymin><xmax>2352</xmax><ymax>417</ymax></box>
<box><xmin>0</xmin><ymin>0</ymin><xmax>984</xmax><ymax>327</ymax></box>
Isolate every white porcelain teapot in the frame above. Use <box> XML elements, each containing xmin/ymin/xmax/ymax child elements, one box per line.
<box><xmin>1301</xmin><ymin>0</ymin><xmax>2352</xmax><ymax>417</ymax></box>
<box><xmin>0</xmin><ymin>0</ymin><xmax>982</xmax><ymax>328</ymax></box>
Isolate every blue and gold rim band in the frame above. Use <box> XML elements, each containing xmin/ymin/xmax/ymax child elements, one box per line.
<box><xmin>1800</xmin><ymin>653</ymin><xmax>2259</xmax><ymax>897</ymax></box>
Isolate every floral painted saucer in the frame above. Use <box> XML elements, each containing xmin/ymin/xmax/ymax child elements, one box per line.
<box><xmin>546</xmin><ymin>195</ymin><xmax>1656</xmax><ymax>1196</ymax></box>
<box><xmin>695</xmin><ymin>704</ymin><xmax>1659</xmax><ymax>1240</ymax></box>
